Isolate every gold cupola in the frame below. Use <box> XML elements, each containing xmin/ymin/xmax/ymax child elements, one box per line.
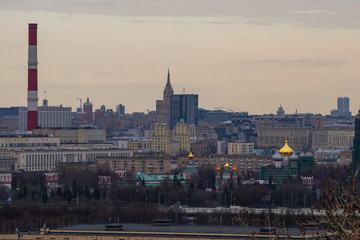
<box><xmin>188</xmin><ymin>152</ymin><xmax>194</xmax><ymax>159</ymax></box>
<box><xmin>279</xmin><ymin>140</ymin><xmax>294</xmax><ymax>156</ymax></box>
<box><xmin>224</xmin><ymin>162</ymin><xmax>229</xmax><ymax>169</ymax></box>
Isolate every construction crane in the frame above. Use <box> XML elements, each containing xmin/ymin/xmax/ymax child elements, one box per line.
<box><xmin>76</xmin><ymin>98</ymin><xmax>82</xmax><ymax>111</ymax></box>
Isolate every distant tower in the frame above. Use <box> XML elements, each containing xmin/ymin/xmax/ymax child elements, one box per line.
<box><xmin>116</xmin><ymin>104</ymin><xmax>125</xmax><ymax>115</ymax></box>
<box><xmin>163</xmin><ymin>69</ymin><xmax>174</xmax><ymax>104</ymax></box>
<box><xmin>337</xmin><ymin>97</ymin><xmax>351</xmax><ymax>116</ymax></box>
<box><xmin>27</xmin><ymin>23</ymin><xmax>39</xmax><ymax>131</ymax></box>
<box><xmin>83</xmin><ymin>97</ymin><xmax>93</xmax><ymax>125</ymax></box>
<box><xmin>337</xmin><ymin>97</ymin><xmax>344</xmax><ymax>113</ymax></box>
<box><xmin>277</xmin><ymin>104</ymin><xmax>285</xmax><ymax>117</ymax></box>
<box><xmin>155</xmin><ymin>69</ymin><xmax>174</xmax><ymax>128</ymax></box>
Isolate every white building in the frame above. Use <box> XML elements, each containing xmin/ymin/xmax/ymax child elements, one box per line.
<box><xmin>15</xmin><ymin>148</ymin><xmax>133</xmax><ymax>171</ymax></box>
<box><xmin>18</xmin><ymin>99</ymin><xmax>72</xmax><ymax>133</ymax></box>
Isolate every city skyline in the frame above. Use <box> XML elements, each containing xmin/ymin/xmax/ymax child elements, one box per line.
<box><xmin>1</xmin><ymin>1</ymin><xmax>360</xmax><ymax>115</ymax></box>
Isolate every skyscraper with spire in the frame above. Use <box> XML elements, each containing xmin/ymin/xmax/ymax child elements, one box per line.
<box><xmin>155</xmin><ymin>70</ymin><xmax>174</xmax><ymax>128</ymax></box>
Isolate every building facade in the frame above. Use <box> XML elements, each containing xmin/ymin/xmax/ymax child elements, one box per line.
<box><xmin>83</xmin><ymin>97</ymin><xmax>94</xmax><ymax>125</ymax></box>
<box><xmin>15</xmin><ymin>148</ymin><xmax>133</xmax><ymax>171</ymax></box>
<box><xmin>155</xmin><ymin>70</ymin><xmax>174</xmax><ymax>128</ymax></box>
<box><xmin>151</xmin><ymin>123</ymin><xmax>169</xmax><ymax>153</ymax></box>
<box><xmin>173</xmin><ymin>122</ymin><xmax>191</xmax><ymax>155</ymax></box>
<box><xmin>33</xmin><ymin>128</ymin><xmax>106</xmax><ymax>143</ymax></box>
<box><xmin>227</xmin><ymin>142</ymin><xmax>254</xmax><ymax>155</ymax></box>
<box><xmin>170</xmin><ymin>94</ymin><xmax>198</xmax><ymax>130</ymax></box>
<box><xmin>18</xmin><ymin>99</ymin><xmax>72</xmax><ymax>133</ymax></box>
<box><xmin>311</xmin><ymin>127</ymin><xmax>353</xmax><ymax>151</ymax></box>
<box><xmin>257</xmin><ymin>124</ymin><xmax>309</xmax><ymax>151</ymax></box>
<box><xmin>96</xmin><ymin>157</ymin><xmax>171</xmax><ymax>174</ymax></box>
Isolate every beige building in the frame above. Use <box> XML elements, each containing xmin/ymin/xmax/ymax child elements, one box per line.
<box><xmin>155</xmin><ymin>70</ymin><xmax>173</xmax><ymax>128</ymax></box>
<box><xmin>311</xmin><ymin>128</ymin><xmax>353</xmax><ymax>151</ymax></box>
<box><xmin>210</xmin><ymin>154</ymin><xmax>272</xmax><ymax>176</ymax></box>
<box><xmin>339</xmin><ymin>151</ymin><xmax>352</xmax><ymax>166</ymax></box>
<box><xmin>150</xmin><ymin>122</ymin><xmax>191</xmax><ymax>157</ymax></box>
<box><xmin>227</xmin><ymin>142</ymin><xmax>254</xmax><ymax>155</ymax></box>
<box><xmin>178</xmin><ymin>154</ymin><xmax>272</xmax><ymax>177</ymax></box>
<box><xmin>151</xmin><ymin>123</ymin><xmax>169</xmax><ymax>153</ymax></box>
<box><xmin>33</xmin><ymin>128</ymin><xmax>106</xmax><ymax>144</ymax></box>
<box><xmin>96</xmin><ymin>157</ymin><xmax>171</xmax><ymax>174</ymax></box>
<box><xmin>0</xmin><ymin>136</ymin><xmax>60</xmax><ymax>158</ymax></box>
<box><xmin>173</xmin><ymin>122</ymin><xmax>191</xmax><ymax>154</ymax></box>
<box><xmin>128</xmin><ymin>140</ymin><xmax>151</xmax><ymax>151</ymax></box>
<box><xmin>257</xmin><ymin>124</ymin><xmax>309</xmax><ymax>151</ymax></box>
<box><xmin>15</xmin><ymin>148</ymin><xmax>133</xmax><ymax>171</ymax></box>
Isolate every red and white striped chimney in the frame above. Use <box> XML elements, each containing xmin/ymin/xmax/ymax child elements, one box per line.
<box><xmin>27</xmin><ymin>23</ymin><xmax>38</xmax><ymax>132</ymax></box>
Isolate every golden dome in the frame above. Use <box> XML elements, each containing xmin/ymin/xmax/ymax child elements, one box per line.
<box><xmin>216</xmin><ymin>166</ymin><xmax>220</xmax><ymax>172</ymax></box>
<box><xmin>188</xmin><ymin>152</ymin><xmax>194</xmax><ymax>158</ymax></box>
<box><xmin>279</xmin><ymin>140</ymin><xmax>294</xmax><ymax>156</ymax></box>
<box><xmin>224</xmin><ymin>162</ymin><xmax>229</xmax><ymax>168</ymax></box>
<box><xmin>233</xmin><ymin>166</ymin><xmax>237</xmax><ymax>172</ymax></box>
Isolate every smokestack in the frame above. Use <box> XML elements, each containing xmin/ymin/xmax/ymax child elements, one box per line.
<box><xmin>27</xmin><ymin>23</ymin><xmax>38</xmax><ymax>132</ymax></box>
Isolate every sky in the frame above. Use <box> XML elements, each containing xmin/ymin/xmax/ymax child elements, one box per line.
<box><xmin>1</xmin><ymin>0</ymin><xmax>360</xmax><ymax>115</ymax></box>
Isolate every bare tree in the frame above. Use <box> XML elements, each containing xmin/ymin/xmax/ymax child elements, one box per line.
<box><xmin>304</xmin><ymin>169</ymin><xmax>360</xmax><ymax>239</ymax></box>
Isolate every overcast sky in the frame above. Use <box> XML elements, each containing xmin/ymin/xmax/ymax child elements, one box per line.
<box><xmin>1</xmin><ymin>0</ymin><xmax>360</xmax><ymax>115</ymax></box>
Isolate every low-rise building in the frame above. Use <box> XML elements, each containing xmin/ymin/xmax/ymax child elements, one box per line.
<box><xmin>227</xmin><ymin>142</ymin><xmax>254</xmax><ymax>155</ymax></box>
<box><xmin>96</xmin><ymin>157</ymin><xmax>171</xmax><ymax>174</ymax></box>
<box><xmin>15</xmin><ymin>148</ymin><xmax>133</xmax><ymax>171</ymax></box>
<box><xmin>257</xmin><ymin>123</ymin><xmax>309</xmax><ymax>151</ymax></box>
<box><xmin>311</xmin><ymin>127</ymin><xmax>353</xmax><ymax>151</ymax></box>
<box><xmin>33</xmin><ymin>128</ymin><xmax>106</xmax><ymax>143</ymax></box>
<box><xmin>339</xmin><ymin>151</ymin><xmax>352</xmax><ymax>166</ymax></box>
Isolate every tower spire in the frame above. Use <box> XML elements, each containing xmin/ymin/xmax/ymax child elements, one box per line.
<box><xmin>167</xmin><ymin>68</ymin><xmax>170</xmax><ymax>85</ymax></box>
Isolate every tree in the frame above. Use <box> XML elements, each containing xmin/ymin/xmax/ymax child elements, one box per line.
<box><xmin>305</xmin><ymin>169</ymin><xmax>360</xmax><ymax>239</ymax></box>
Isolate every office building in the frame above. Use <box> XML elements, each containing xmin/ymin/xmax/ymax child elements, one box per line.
<box><xmin>170</xmin><ymin>94</ymin><xmax>198</xmax><ymax>130</ymax></box>
<box><xmin>18</xmin><ymin>99</ymin><xmax>72</xmax><ymax>133</ymax></box>
<box><xmin>116</xmin><ymin>104</ymin><xmax>125</xmax><ymax>116</ymax></box>
<box><xmin>15</xmin><ymin>148</ymin><xmax>133</xmax><ymax>171</ymax></box>
<box><xmin>312</xmin><ymin>127</ymin><xmax>353</xmax><ymax>151</ymax></box>
<box><xmin>335</xmin><ymin>97</ymin><xmax>351</xmax><ymax>117</ymax></box>
<box><xmin>32</xmin><ymin>128</ymin><xmax>106</xmax><ymax>143</ymax></box>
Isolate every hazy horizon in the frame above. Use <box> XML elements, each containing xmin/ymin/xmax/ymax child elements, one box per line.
<box><xmin>1</xmin><ymin>0</ymin><xmax>360</xmax><ymax>115</ymax></box>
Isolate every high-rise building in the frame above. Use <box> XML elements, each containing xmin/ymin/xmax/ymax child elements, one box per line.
<box><xmin>169</xmin><ymin>94</ymin><xmax>198</xmax><ymax>130</ymax></box>
<box><xmin>173</xmin><ymin>122</ymin><xmax>191</xmax><ymax>154</ymax></box>
<box><xmin>151</xmin><ymin>123</ymin><xmax>169</xmax><ymax>153</ymax></box>
<box><xmin>155</xmin><ymin>70</ymin><xmax>174</xmax><ymax>128</ymax></box>
<box><xmin>83</xmin><ymin>97</ymin><xmax>93</xmax><ymax>125</ymax></box>
<box><xmin>337</xmin><ymin>97</ymin><xmax>351</xmax><ymax>116</ymax></box>
<box><xmin>352</xmin><ymin>110</ymin><xmax>360</xmax><ymax>175</ymax></box>
<box><xmin>116</xmin><ymin>104</ymin><xmax>125</xmax><ymax>115</ymax></box>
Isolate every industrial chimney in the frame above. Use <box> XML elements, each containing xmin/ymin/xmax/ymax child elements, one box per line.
<box><xmin>27</xmin><ymin>23</ymin><xmax>38</xmax><ymax>132</ymax></box>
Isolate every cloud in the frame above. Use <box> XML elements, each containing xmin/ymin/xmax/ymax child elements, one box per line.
<box><xmin>1</xmin><ymin>0</ymin><xmax>360</xmax><ymax>29</ymax></box>
<box><xmin>286</xmin><ymin>10</ymin><xmax>337</xmax><ymax>15</ymax></box>
<box><xmin>243</xmin><ymin>59</ymin><xmax>347</xmax><ymax>67</ymax></box>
